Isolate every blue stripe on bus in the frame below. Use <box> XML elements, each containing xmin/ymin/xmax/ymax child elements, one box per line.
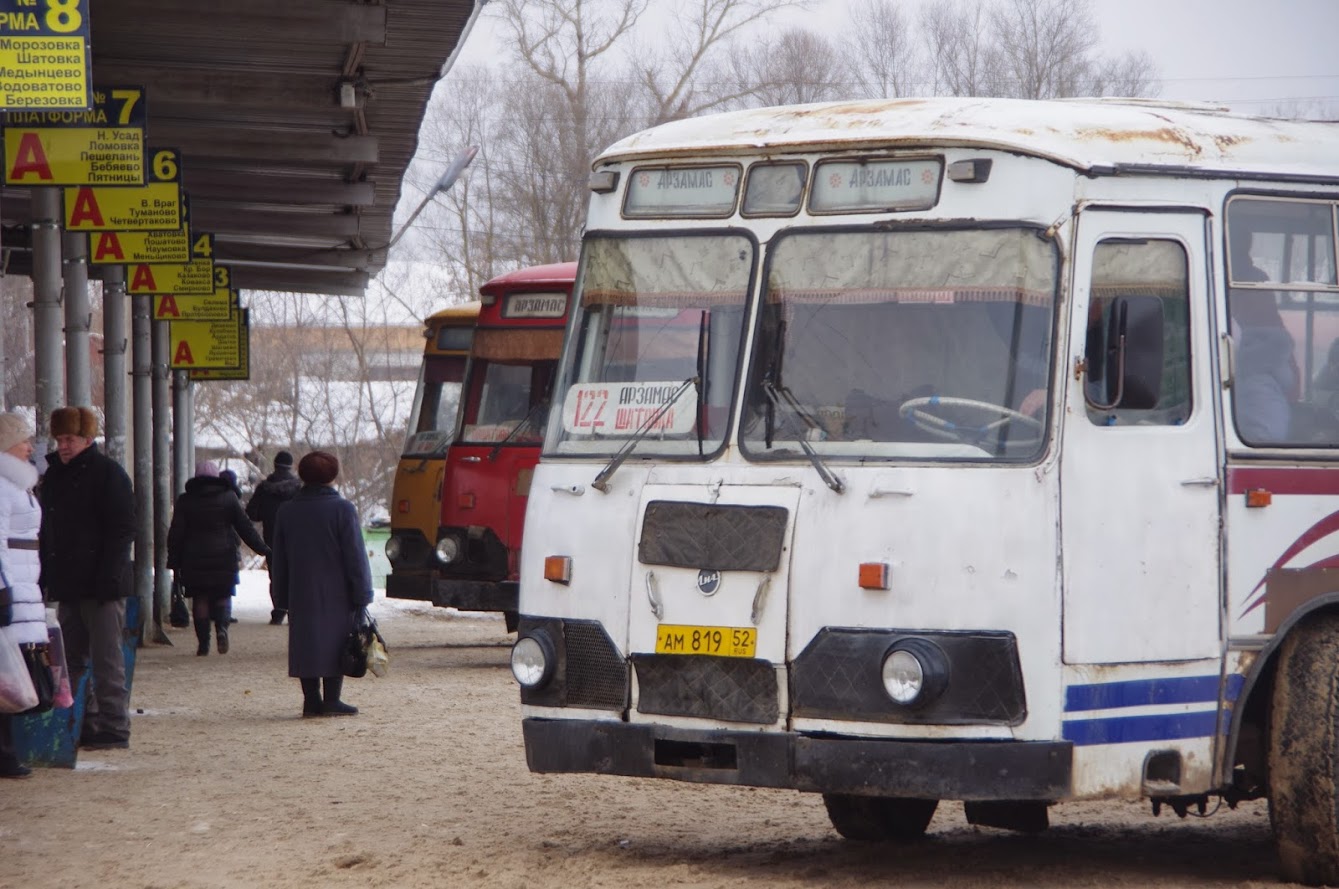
<box><xmin>1062</xmin><ymin>710</ymin><xmax>1222</xmax><ymax>746</ymax></box>
<box><xmin>1064</xmin><ymin>674</ymin><xmax>1244</xmax><ymax>713</ymax></box>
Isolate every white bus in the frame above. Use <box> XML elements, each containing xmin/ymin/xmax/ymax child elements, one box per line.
<box><xmin>509</xmin><ymin>97</ymin><xmax>1339</xmax><ymax>884</ymax></box>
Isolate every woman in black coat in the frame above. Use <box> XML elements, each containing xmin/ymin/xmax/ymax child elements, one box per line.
<box><xmin>167</xmin><ymin>460</ymin><xmax>270</xmax><ymax>656</ymax></box>
<box><xmin>270</xmin><ymin>451</ymin><xmax>374</xmax><ymax>717</ymax></box>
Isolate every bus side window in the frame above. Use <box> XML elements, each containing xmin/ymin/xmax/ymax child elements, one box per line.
<box><xmin>1085</xmin><ymin>239</ymin><xmax>1191</xmax><ymax>427</ymax></box>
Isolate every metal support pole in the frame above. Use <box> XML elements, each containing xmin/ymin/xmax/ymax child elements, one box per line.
<box><xmin>32</xmin><ymin>189</ymin><xmax>63</xmax><ymax>456</ymax></box>
<box><xmin>172</xmin><ymin>369</ymin><xmax>190</xmax><ymax>496</ymax></box>
<box><xmin>102</xmin><ymin>266</ymin><xmax>129</xmax><ymax>468</ymax></box>
<box><xmin>131</xmin><ymin>293</ymin><xmax>158</xmax><ymax>643</ymax></box>
<box><xmin>62</xmin><ymin>230</ymin><xmax>91</xmax><ymax>407</ymax></box>
<box><xmin>151</xmin><ymin>320</ymin><xmax>172</xmax><ymax>642</ymax></box>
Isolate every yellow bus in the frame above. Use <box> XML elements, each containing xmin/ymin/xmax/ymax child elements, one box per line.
<box><xmin>387</xmin><ymin>303</ymin><xmax>480</xmax><ymax>572</ymax></box>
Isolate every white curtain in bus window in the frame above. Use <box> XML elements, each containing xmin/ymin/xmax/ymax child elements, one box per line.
<box><xmin>742</xmin><ymin>162</ymin><xmax>806</xmax><ymax>217</ymax></box>
<box><xmin>742</xmin><ymin>228</ymin><xmax>1056</xmax><ymax>461</ymax></box>
<box><xmin>623</xmin><ymin>165</ymin><xmax>741</xmax><ymax>218</ymax></box>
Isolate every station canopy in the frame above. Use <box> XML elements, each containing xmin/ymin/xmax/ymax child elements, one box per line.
<box><xmin>0</xmin><ymin>0</ymin><xmax>477</xmax><ymax>297</ymax></box>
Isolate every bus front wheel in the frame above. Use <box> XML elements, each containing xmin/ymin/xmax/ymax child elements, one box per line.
<box><xmin>1269</xmin><ymin>613</ymin><xmax>1339</xmax><ymax>885</ymax></box>
<box><xmin>821</xmin><ymin>794</ymin><xmax>937</xmax><ymax>841</ymax></box>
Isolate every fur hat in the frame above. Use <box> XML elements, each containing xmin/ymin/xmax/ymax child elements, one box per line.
<box><xmin>50</xmin><ymin>406</ymin><xmax>98</xmax><ymax>439</ymax></box>
<box><xmin>0</xmin><ymin>411</ymin><xmax>33</xmax><ymax>452</ymax></box>
<box><xmin>274</xmin><ymin>450</ymin><xmax>294</xmax><ymax>468</ymax></box>
<box><xmin>298</xmin><ymin>450</ymin><xmax>339</xmax><ymax>486</ymax></box>
<box><xmin>195</xmin><ymin>460</ymin><xmax>219</xmax><ymax>478</ymax></box>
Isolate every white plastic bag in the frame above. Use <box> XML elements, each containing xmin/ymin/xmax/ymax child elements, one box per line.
<box><xmin>0</xmin><ymin>626</ymin><xmax>37</xmax><ymax>714</ymax></box>
<box><xmin>367</xmin><ymin>630</ymin><xmax>389</xmax><ymax>678</ymax></box>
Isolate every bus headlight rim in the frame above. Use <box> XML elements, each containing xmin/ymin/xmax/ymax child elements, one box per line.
<box><xmin>511</xmin><ymin>632</ymin><xmax>556</xmax><ymax>689</ymax></box>
<box><xmin>880</xmin><ymin>637</ymin><xmax>950</xmax><ymax>708</ymax></box>
<box><xmin>434</xmin><ymin>535</ymin><xmax>461</xmax><ymax>564</ymax></box>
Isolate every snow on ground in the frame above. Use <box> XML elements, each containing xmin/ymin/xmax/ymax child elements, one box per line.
<box><xmin>232</xmin><ymin>567</ymin><xmax>497</xmax><ymax>624</ymax></box>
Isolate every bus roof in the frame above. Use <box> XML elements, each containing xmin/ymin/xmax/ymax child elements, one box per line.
<box><xmin>479</xmin><ymin>262</ymin><xmax>578</xmax><ymax>297</ymax></box>
<box><xmin>425</xmin><ymin>302</ymin><xmax>481</xmax><ymax>325</ymax></box>
<box><xmin>597</xmin><ymin>97</ymin><xmax>1339</xmax><ymax>181</ymax></box>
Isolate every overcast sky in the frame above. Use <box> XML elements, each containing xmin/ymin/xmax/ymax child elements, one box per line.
<box><xmin>455</xmin><ymin>0</ymin><xmax>1339</xmax><ymax>115</ymax></box>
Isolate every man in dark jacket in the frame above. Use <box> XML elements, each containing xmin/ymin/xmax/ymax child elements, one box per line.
<box><xmin>246</xmin><ymin>450</ymin><xmax>301</xmax><ymax>624</ymax></box>
<box><xmin>168</xmin><ymin>461</ymin><xmax>270</xmax><ymax>655</ymax></box>
<box><xmin>39</xmin><ymin>406</ymin><xmax>136</xmax><ymax>751</ymax></box>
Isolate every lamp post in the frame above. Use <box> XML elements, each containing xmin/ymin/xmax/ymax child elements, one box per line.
<box><xmin>388</xmin><ymin>145</ymin><xmax>479</xmax><ymax>251</ymax></box>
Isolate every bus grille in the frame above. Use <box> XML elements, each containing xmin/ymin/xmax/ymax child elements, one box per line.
<box><xmin>564</xmin><ymin>621</ymin><xmax>628</xmax><ymax>710</ymax></box>
<box><xmin>632</xmin><ymin>654</ymin><xmax>778</xmax><ymax>724</ymax></box>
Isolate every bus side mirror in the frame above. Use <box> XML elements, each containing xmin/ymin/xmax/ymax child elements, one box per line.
<box><xmin>1087</xmin><ymin>296</ymin><xmax>1164</xmax><ymax>411</ymax></box>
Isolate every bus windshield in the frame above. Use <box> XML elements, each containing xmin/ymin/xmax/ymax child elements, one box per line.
<box><xmin>402</xmin><ymin>353</ymin><xmax>468</xmax><ymax>456</ymax></box>
<box><xmin>551</xmin><ymin>233</ymin><xmax>753</xmax><ymax>457</ymax></box>
<box><xmin>740</xmin><ymin>227</ymin><xmax>1058</xmax><ymax>462</ymax></box>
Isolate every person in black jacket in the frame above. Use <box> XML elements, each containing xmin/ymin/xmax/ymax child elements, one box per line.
<box><xmin>168</xmin><ymin>460</ymin><xmax>270</xmax><ymax>656</ymax></box>
<box><xmin>246</xmin><ymin>450</ymin><xmax>301</xmax><ymax>625</ymax></box>
<box><xmin>39</xmin><ymin>406</ymin><xmax>136</xmax><ymax>750</ymax></box>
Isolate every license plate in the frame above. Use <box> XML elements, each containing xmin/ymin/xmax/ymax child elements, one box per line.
<box><xmin>655</xmin><ymin>624</ymin><xmax>757</xmax><ymax>658</ymax></box>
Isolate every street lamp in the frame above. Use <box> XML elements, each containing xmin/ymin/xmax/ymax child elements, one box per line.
<box><xmin>387</xmin><ymin>145</ymin><xmax>479</xmax><ymax>251</ymax></box>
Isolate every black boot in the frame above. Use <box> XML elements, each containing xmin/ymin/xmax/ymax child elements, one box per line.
<box><xmin>194</xmin><ymin>620</ymin><xmax>210</xmax><ymax>656</ymax></box>
<box><xmin>300</xmin><ymin>678</ymin><xmax>324</xmax><ymax>718</ymax></box>
<box><xmin>212</xmin><ymin>601</ymin><xmax>230</xmax><ymax>654</ymax></box>
<box><xmin>322</xmin><ymin>676</ymin><xmax>357</xmax><ymax>716</ymax></box>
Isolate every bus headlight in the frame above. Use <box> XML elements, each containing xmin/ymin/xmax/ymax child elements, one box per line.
<box><xmin>384</xmin><ymin>536</ymin><xmax>402</xmax><ymax>562</ymax></box>
<box><xmin>511</xmin><ymin>633</ymin><xmax>556</xmax><ymax>688</ymax></box>
<box><xmin>880</xmin><ymin>638</ymin><xmax>949</xmax><ymax>707</ymax></box>
<box><xmin>435</xmin><ymin>536</ymin><xmax>460</xmax><ymax>564</ymax></box>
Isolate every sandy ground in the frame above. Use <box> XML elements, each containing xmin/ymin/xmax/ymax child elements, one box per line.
<box><xmin>0</xmin><ymin>585</ymin><xmax>1296</xmax><ymax>889</ymax></box>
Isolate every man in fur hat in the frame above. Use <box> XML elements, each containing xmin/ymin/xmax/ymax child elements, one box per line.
<box><xmin>39</xmin><ymin>406</ymin><xmax>136</xmax><ymax>750</ymax></box>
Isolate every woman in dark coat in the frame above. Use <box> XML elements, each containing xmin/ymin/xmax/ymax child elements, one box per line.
<box><xmin>270</xmin><ymin>451</ymin><xmax>373</xmax><ymax>717</ymax></box>
<box><xmin>167</xmin><ymin>460</ymin><xmax>270</xmax><ymax>656</ymax></box>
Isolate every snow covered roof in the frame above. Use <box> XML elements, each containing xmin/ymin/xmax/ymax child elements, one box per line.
<box><xmin>597</xmin><ymin>97</ymin><xmax>1339</xmax><ymax>181</ymax></box>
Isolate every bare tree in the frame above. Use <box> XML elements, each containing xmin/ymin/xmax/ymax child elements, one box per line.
<box><xmin>728</xmin><ymin>28</ymin><xmax>849</xmax><ymax>107</ymax></box>
<box><xmin>989</xmin><ymin>0</ymin><xmax>1097</xmax><ymax>99</ymax></box>
<box><xmin>847</xmin><ymin>0</ymin><xmax>921</xmax><ymax>99</ymax></box>
<box><xmin>921</xmin><ymin>0</ymin><xmax>1003</xmax><ymax>97</ymax></box>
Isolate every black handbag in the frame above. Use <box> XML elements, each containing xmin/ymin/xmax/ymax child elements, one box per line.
<box><xmin>169</xmin><ymin>577</ymin><xmax>191</xmax><ymax>628</ymax></box>
<box><xmin>339</xmin><ymin>608</ymin><xmax>380</xmax><ymax>679</ymax></box>
<box><xmin>19</xmin><ymin>642</ymin><xmax>54</xmax><ymax>714</ymax></box>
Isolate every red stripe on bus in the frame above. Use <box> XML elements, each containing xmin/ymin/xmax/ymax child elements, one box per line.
<box><xmin>1227</xmin><ymin>466</ymin><xmax>1339</xmax><ymax>496</ymax></box>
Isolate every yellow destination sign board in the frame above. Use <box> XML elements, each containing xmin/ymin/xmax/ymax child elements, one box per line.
<box><xmin>0</xmin><ymin>0</ymin><xmax>92</xmax><ymax>110</ymax></box>
<box><xmin>169</xmin><ymin>313</ymin><xmax>242</xmax><ymax>370</ymax></box>
<box><xmin>153</xmin><ymin>287</ymin><xmax>234</xmax><ymax>322</ymax></box>
<box><xmin>127</xmin><ymin>258</ymin><xmax>224</xmax><ymax>296</ymax></box>
<box><xmin>4</xmin><ymin>84</ymin><xmax>144</xmax><ymax>185</ymax></box>
<box><xmin>191</xmin><ymin>310</ymin><xmax>250</xmax><ymax>381</ymax></box>
<box><xmin>64</xmin><ymin>147</ymin><xmax>183</xmax><ymax>231</ymax></box>
<box><xmin>88</xmin><ymin>228</ymin><xmax>214</xmax><ymax>266</ymax></box>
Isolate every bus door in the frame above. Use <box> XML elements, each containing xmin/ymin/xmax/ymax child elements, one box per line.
<box><xmin>1060</xmin><ymin>209</ymin><xmax>1222</xmax><ymax>664</ymax></box>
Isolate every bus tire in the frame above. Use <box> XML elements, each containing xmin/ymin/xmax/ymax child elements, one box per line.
<box><xmin>1269</xmin><ymin>613</ymin><xmax>1339</xmax><ymax>886</ymax></box>
<box><xmin>821</xmin><ymin>794</ymin><xmax>937</xmax><ymax>842</ymax></box>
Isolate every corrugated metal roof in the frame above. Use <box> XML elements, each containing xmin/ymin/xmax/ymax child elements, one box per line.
<box><xmin>600</xmin><ymin>97</ymin><xmax>1339</xmax><ymax>181</ymax></box>
<box><xmin>1</xmin><ymin>0</ymin><xmax>480</xmax><ymax>296</ymax></box>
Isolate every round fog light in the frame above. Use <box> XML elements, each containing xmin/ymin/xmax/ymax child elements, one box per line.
<box><xmin>511</xmin><ymin>634</ymin><xmax>555</xmax><ymax>688</ymax></box>
<box><xmin>881</xmin><ymin>649</ymin><xmax>925</xmax><ymax>704</ymax></box>
<box><xmin>435</xmin><ymin>536</ymin><xmax>460</xmax><ymax>564</ymax></box>
<box><xmin>384</xmin><ymin>536</ymin><xmax>402</xmax><ymax>561</ymax></box>
<box><xmin>880</xmin><ymin>638</ymin><xmax>949</xmax><ymax>708</ymax></box>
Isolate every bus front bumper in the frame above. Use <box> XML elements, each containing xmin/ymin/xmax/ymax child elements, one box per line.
<box><xmin>522</xmin><ymin>717</ymin><xmax>1072</xmax><ymax>800</ymax></box>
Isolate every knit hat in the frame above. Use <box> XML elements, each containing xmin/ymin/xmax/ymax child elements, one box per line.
<box><xmin>274</xmin><ymin>450</ymin><xmax>294</xmax><ymax>468</ymax></box>
<box><xmin>298</xmin><ymin>450</ymin><xmax>339</xmax><ymax>486</ymax></box>
<box><xmin>50</xmin><ymin>406</ymin><xmax>98</xmax><ymax>439</ymax></box>
<box><xmin>0</xmin><ymin>411</ymin><xmax>33</xmax><ymax>452</ymax></box>
<box><xmin>195</xmin><ymin>460</ymin><xmax>220</xmax><ymax>478</ymax></box>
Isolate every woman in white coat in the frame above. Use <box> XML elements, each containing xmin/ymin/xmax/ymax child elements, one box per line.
<box><xmin>0</xmin><ymin>412</ymin><xmax>41</xmax><ymax>778</ymax></box>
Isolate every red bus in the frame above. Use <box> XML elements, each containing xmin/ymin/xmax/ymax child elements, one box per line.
<box><xmin>385</xmin><ymin>262</ymin><xmax>576</xmax><ymax>629</ymax></box>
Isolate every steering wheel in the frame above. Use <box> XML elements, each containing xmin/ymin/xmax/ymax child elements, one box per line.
<box><xmin>898</xmin><ymin>396</ymin><xmax>1043</xmax><ymax>445</ymax></box>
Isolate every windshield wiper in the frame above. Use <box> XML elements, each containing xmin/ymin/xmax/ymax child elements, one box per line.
<box><xmin>591</xmin><ymin>376</ymin><xmax>698</xmax><ymax>494</ymax></box>
<box><xmin>488</xmin><ymin>399</ymin><xmax>549</xmax><ymax>461</ymax></box>
<box><xmin>760</xmin><ymin>378</ymin><xmax>845</xmax><ymax>494</ymax></box>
